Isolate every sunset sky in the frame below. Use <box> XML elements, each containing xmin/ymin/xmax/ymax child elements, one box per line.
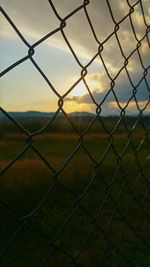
<box><xmin>1</xmin><ymin>0</ymin><xmax>150</xmax><ymax>115</ymax></box>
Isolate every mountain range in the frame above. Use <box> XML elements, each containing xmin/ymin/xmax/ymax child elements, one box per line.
<box><xmin>0</xmin><ymin>111</ymin><xmax>95</xmax><ymax>120</ymax></box>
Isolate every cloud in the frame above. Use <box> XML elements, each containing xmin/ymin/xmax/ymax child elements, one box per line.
<box><xmin>1</xmin><ymin>0</ymin><xmax>149</xmax><ymax>57</ymax></box>
<box><xmin>1</xmin><ymin>0</ymin><xmax>150</xmax><ymax>114</ymax></box>
<box><xmin>1</xmin><ymin>0</ymin><xmax>150</xmax><ymax>65</ymax></box>
<box><xmin>66</xmin><ymin>68</ymin><xmax>150</xmax><ymax>102</ymax></box>
<box><xmin>65</xmin><ymin>68</ymin><xmax>150</xmax><ymax>116</ymax></box>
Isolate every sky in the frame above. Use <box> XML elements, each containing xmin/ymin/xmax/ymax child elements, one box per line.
<box><xmin>0</xmin><ymin>0</ymin><xmax>150</xmax><ymax>115</ymax></box>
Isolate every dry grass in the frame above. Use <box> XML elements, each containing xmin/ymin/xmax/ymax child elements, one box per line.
<box><xmin>0</xmin><ymin>130</ymin><xmax>150</xmax><ymax>267</ymax></box>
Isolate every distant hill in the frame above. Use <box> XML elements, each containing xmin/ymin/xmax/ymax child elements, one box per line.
<box><xmin>68</xmin><ymin>111</ymin><xmax>95</xmax><ymax>117</ymax></box>
<box><xmin>0</xmin><ymin>111</ymin><xmax>55</xmax><ymax>120</ymax></box>
<box><xmin>0</xmin><ymin>111</ymin><xmax>95</xmax><ymax>120</ymax></box>
<box><xmin>0</xmin><ymin>111</ymin><xmax>149</xmax><ymax>135</ymax></box>
<box><xmin>0</xmin><ymin>111</ymin><xmax>150</xmax><ymax>120</ymax></box>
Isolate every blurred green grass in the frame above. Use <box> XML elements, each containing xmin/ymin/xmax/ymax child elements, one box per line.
<box><xmin>0</xmin><ymin>117</ymin><xmax>150</xmax><ymax>267</ymax></box>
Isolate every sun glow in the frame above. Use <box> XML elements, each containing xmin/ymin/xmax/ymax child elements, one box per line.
<box><xmin>71</xmin><ymin>80</ymin><xmax>87</xmax><ymax>97</ymax></box>
<box><xmin>71</xmin><ymin>78</ymin><xmax>103</xmax><ymax>97</ymax></box>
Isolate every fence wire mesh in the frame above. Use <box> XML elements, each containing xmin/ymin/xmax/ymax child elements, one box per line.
<box><xmin>0</xmin><ymin>0</ymin><xmax>150</xmax><ymax>266</ymax></box>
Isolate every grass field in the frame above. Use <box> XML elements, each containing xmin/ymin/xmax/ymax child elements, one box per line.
<box><xmin>0</xmin><ymin>116</ymin><xmax>150</xmax><ymax>267</ymax></box>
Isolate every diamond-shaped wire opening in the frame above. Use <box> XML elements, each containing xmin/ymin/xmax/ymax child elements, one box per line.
<box><xmin>130</xmin><ymin>2</ymin><xmax>147</xmax><ymax>40</ymax></box>
<box><xmin>32</xmin><ymin>115</ymin><xmax>79</xmax><ymax>169</ymax></box>
<box><xmin>0</xmin><ymin>226</ymin><xmax>51</xmax><ymax>267</ymax></box>
<box><xmin>80</xmin><ymin>169</ymin><xmax>109</xmax><ymax>217</ymax></box>
<box><xmin>0</xmin><ymin>14</ymin><xmax>27</xmax><ymax>72</ymax></box>
<box><xmin>82</xmin><ymin>120</ymin><xmax>109</xmax><ymax>162</ymax></box>
<box><xmin>63</xmin><ymin>8</ymin><xmax>98</xmax><ymax>65</ymax></box>
<box><xmin>0</xmin><ymin>115</ymin><xmax>27</xmax><ymax>171</ymax></box>
<box><xmin>53</xmin><ymin>208</ymin><xmax>92</xmax><ymax>256</ymax></box>
<box><xmin>130</xmin><ymin>120</ymin><xmax>149</xmax><ymax>153</ymax></box>
<box><xmin>108</xmin><ymin>0</ymin><xmax>130</xmax><ymax>22</ymax></box>
<box><xmin>83</xmin><ymin>57</ymin><xmax>111</xmax><ymax>105</ymax></box>
<box><xmin>86</xmin><ymin>0</ymin><xmax>114</xmax><ymax>43</ymax></box>
<box><xmin>116</xmin><ymin>16</ymin><xmax>138</xmax><ymax>57</ymax></box>
<box><xmin>96</xmin><ymin>147</ymin><xmax>120</xmax><ymax>185</ymax></box>
<box><xmin>111</xmin><ymin>68</ymin><xmax>135</xmax><ymax>108</ymax></box>
<box><xmin>51</xmin><ymin>0</ymin><xmax>83</xmax><ymax>17</ymax></box>
<box><xmin>94</xmin><ymin>206</ymin><xmax>128</xmax><ymax>267</ymax></box>
<box><xmin>0</xmin><ymin>204</ymin><xmax>18</xmax><ymax>249</ymax></box>
<box><xmin>63</xmin><ymin>79</ymin><xmax>96</xmax><ymax>115</ymax></box>
<box><xmin>33</xmin><ymin>32</ymin><xmax>82</xmax><ymax>96</ymax></box>
<box><xmin>43</xmin><ymin>248</ymin><xmax>73</xmax><ymax>267</ymax></box>
<box><xmin>100</xmin><ymin>90</ymin><xmax>122</xmax><ymax>116</ymax></box>
<box><xmin>1</xmin><ymin>0</ymin><xmax>59</xmax><ymax>43</ymax></box>
<box><xmin>139</xmin><ymin>38</ymin><xmax>150</xmax><ymax>68</ymax></box>
<box><xmin>135</xmin><ymin>80</ymin><xmax>150</xmax><ymax>110</ymax></box>
<box><xmin>1</xmin><ymin>60</ymin><xmax>59</xmax><ymax>131</ymax></box>
<box><xmin>0</xmin><ymin>151</ymin><xmax>54</xmax><ymax>216</ymax></box>
<box><xmin>27</xmin><ymin>181</ymin><xmax>75</xmax><ymax>239</ymax></box>
<box><xmin>100</xmin><ymin>34</ymin><xmax>124</xmax><ymax>79</ymax></box>
<box><xmin>58</xmin><ymin>145</ymin><xmax>95</xmax><ymax>196</ymax></box>
<box><xmin>67</xmin><ymin>113</ymin><xmax>96</xmax><ymax>136</ymax></box>
<box><xmin>141</xmin><ymin>0</ymin><xmax>150</xmax><ymax>25</ymax></box>
<box><xmin>126</xmin><ymin>50</ymin><xmax>146</xmax><ymax>86</ymax></box>
<box><xmin>76</xmin><ymin>227</ymin><xmax>108</xmax><ymax>267</ymax></box>
<box><xmin>112</xmin><ymin>135</ymin><xmax>130</xmax><ymax>158</ymax></box>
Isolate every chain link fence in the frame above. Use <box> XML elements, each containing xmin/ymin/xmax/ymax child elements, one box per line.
<box><xmin>0</xmin><ymin>0</ymin><xmax>150</xmax><ymax>266</ymax></box>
